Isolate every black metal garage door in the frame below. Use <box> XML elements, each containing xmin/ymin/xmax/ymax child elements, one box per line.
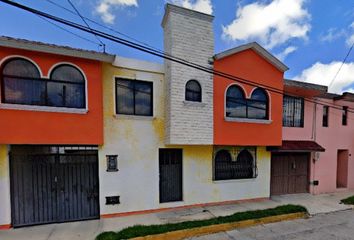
<box><xmin>10</xmin><ymin>148</ymin><xmax>99</xmax><ymax>227</ymax></box>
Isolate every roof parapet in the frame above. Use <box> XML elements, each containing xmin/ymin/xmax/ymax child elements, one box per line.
<box><xmin>284</xmin><ymin>79</ymin><xmax>328</xmax><ymax>92</ymax></box>
<box><xmin>161</xmin><ymin>3</ymin><xmax>214</xmax><ymax>27</ymax></box>
<box><xmin>0</xmin><ymin>36</ymin><xmax>115</xmax><ymax>63</ymax></box>
<box><xmin>214</xmin><ymin>42</ymin><xmax>289</xmax><ymax>72</ymax></box>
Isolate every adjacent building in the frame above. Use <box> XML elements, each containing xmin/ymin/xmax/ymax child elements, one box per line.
<box><xmin>0</xmin><ymin>36</ymin><xmax>114</xmax><ymax>227</ymax></box>
<box><xmin>0</xmin><ymin>3</ymin><xmax>354</xmax><ymax>229</ymax></box>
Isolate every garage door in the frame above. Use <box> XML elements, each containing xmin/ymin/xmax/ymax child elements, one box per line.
<box><xmin>10</xmin><ymin>147</ymin><xmax>99</xmax><ymax>227</ymax></box>
<box><xmin>271</xmin><ymin>153</ymin><xmax>309</xmax><ymax>195</ymax></box>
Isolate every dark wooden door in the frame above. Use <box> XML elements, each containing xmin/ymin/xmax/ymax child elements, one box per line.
<box><xmin>10</xmin><ymin>152</ymin><xmax>99</xmax><ymax>227</ymax></box>
<box><xmin>159</xmin><ymin>149</ymin><xmax>183</xmax><ymax>203</ymax></box>
<box><xmin>271</xmin><ymin>153</ymin><xmax>309</xmax><ymax>195</ymax></box>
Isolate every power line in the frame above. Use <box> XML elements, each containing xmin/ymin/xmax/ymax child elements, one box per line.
<box><xmin>328</xmin><ymin>42</ymin><xmax>354</xmax><ymax>89</ymax></box>
<box><xmin>4</xmin><ymin>0</ymin><xmax>287</xmax><ymax>94</ymax></box>
<box><xmin>43</xmin><ymin>0</ymin><xmax>354</xmax><ymax>114</ymax></box>
<box><xmin>66</xmin><ymin>0</ymin><xmax>105</xmax><ymax>52</ymax></box>
<box><xmin>43</xmin><ymin>0</ymin><xmax>353</xmax><ymax>112</ymax></box>
<box><xmin>36</xmin><ymin>15</ymin><xmax>100</xmax><ymax>46</ymax></box>
<box><xmin>2</xmin><ymin>0</ymin><xmax>354</xmax><ymax>114</ymax></box>
<box><xmin>45</xmin><ymin>0</ymin><xmax>159</xmax><ymax>53</ymax></box>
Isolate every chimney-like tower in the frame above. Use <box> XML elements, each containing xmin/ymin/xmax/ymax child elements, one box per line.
<box><xmin>162</xmin><ymin>4</ymin><xmax>214</xmax><ymax>145</ymax></box>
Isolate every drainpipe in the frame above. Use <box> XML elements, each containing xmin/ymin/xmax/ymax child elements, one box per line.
<box><xmin>311</xmin><ymin>101</ymin><xmax>317</xmax><ymax>194</ymax></box>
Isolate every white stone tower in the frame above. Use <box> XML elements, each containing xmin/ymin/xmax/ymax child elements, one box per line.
<box><xmin>162</xmin><ymin>4</ymin><xmax>214</xmax><ymax>145</ymax></box>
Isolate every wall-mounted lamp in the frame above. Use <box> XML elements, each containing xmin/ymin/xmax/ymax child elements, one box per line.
<box><xmin>106</xmin><ymin>155</ymin><xmax>118</xmax><ymax>172</ymax></box>
<box><xmin>313</xmin><ymin>152</ymin><xmax>320</xmax><ymax>162</ymax></box>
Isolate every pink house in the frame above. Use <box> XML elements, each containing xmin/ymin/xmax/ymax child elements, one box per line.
<box><xmin>269</xmin><ymin>79</ymin><xmax>354</xmax><ymax>195</ymax></box>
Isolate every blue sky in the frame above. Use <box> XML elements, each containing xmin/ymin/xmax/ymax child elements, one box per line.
<box><xmin>1</xmin><ymin>0</ymin><xmax>353</xmax><ymax>93</ymax></box>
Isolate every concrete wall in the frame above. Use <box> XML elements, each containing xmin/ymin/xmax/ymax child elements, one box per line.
<box><xmin>98</xmin><ymin>59</ymin><xmax>271</xmax><ymax>216</ymax></box>
<box><xmin>283</xmin><ymin>99</ymin><xmax>354</xmax><ymax>194</ymax></box>
<box><xmin>162</xmin><ymin>4</ymin><xmax>214</xmax><ymax>145</ymax></box>
<box><xmin>0</xmin><ymin>145</ymin><xmax>11</xmax><ymax>226</ymax></box>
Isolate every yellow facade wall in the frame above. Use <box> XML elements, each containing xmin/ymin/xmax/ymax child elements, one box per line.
<box><xmin>0</xmin><ymin>145</ymin><xmax>11</xmax><ymax>225</ymax></box>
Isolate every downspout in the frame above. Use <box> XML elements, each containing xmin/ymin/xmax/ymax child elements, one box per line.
<box><xmin>311</xmin><ymin>101</ymin><xmax>317</xmax><ymax>194</ymax></box>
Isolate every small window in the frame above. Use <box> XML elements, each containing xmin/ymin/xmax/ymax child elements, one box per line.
<box><xmin>283</xmin><ymin>95</ymin><xmax>304</xmax><ymax>127</ymax></box>
<box><xmin>1</xmin><ymin>58</ymin><xmax>44</xmax><ymax>105</ymax></box>
<box><xmin>214</xmin><ymin>147</ymin><xmax>257</xmax><ymax>181</ymax></box>
<box><xmin>342</xmin><ymin>106</ymin><xmax>348</xmax><ymax>126</ymax></box>
<box><xmin>185</xmin><ymin>80</ymin><xmax>201</xmax><ymax>102</ymax></box>
<box><xmin>116</xmin><ymin>78</ymin><xmax>153</xmax><ymax>116</ymax></box>
<box><xmin>323</xmin><ymin>106</ymin><xmax>329</xmax><ymax>127</ymax></box>
<box><xmin>226</xmin><ymin>85</ymin><xmax>247</xmax><ymax>118</ymax></box>
<box><xmin>49</xmin><ymin>65</ymin><xmax>85</xmax><ymax>108</ymax></box>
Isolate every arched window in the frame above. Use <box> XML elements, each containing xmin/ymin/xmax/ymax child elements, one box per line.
<box><xmin>248</xmin><ymin>88</ymin><xmax>268</xmax><ymax>119</ymax></box>
<box><xmin>236</xmin><ymin>149</ymin><xmax>254</xmax><ymax>179</ymax></box>
<box><xmin>1</xmin><ymin>58</ymin><xmax>44</xmax><ymax>105</ymax></box>
<box><xmin>226</xmin><ymin>85</ymin><xmax>246</xmax><ymax>118</ymax></box>
<box><xmin>49</xmin><ymin>64</ymin><xmax>85</xmax><ymax>108</ymax></box>
<box><xmin>185</xmin><ymin>80</ymin><xmax>201</xmax><ymax>102</ymax></box>
<box><xmin>214</xmin><ymin>148</ymin><xmax>256</xmax><ymax>180</ymax></box>
<box><xmin>214</xmin><ymin>150</ymin><xmax>233</xmax><ymax>180</ymax></box>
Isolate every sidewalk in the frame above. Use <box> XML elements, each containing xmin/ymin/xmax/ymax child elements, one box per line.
<box><xmin>1</xmin><ymin>191</ymin><xmax>353</xmax><ymax>240</ymax></box>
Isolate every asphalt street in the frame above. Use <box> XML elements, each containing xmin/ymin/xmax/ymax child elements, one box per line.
<box><xmin>190</xmin><ymin>210</ymin><xmax>354</xmax><ymax>240</ymax></box>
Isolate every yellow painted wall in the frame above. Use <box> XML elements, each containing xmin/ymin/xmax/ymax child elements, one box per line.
<box><xmin>0</xmin><ymin>145</ymin><xmax>11</xmax><ymax>225</ymax></box>
<box><xmin>98</xmin><ymin>61</ymin><xmax>271</xmax><ymax>215</ymax></box>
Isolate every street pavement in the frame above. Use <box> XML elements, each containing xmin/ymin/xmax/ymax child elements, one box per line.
<box><xmin>190</xmin><ymin>210</ymin><xmax>354</xmax><ymax>240</ymax></box>
<box><xmin>0</xmin><ymin>191</ymin><xmax>353</xmax><ymax>240</ymax></box>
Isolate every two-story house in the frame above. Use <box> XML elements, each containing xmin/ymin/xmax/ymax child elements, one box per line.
<box><xmin>270</xmin><ymin>80</ymin><xmax>354</xmax><ymax>195</ymax></box>
<box><xmin>97</xmin><ymin>4</ymin><xmax>288</xmax><ymax>219</ymax></box>
<box><xmin>0</xmin><ymin>36</ymin><xmax>114</xmax><ymax>228</ymax></box>
<box><xmin>1</xmin><ymin>3</ymin><xmax>354</xmax><ymax>229</ymax></box>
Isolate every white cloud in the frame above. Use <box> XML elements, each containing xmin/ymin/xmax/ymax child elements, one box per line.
<box><xmin>346</xmin><ymin>22</ymin><xmax>354</xmax><ymax>46</ymax></box>
<box><xmin>96</xmin><ymin>0</ymin><xmax>138</xmax><ymax>24</ymax></box>
<box><xmin>320</xmin><ymin>28</ymin><xmax>346</xmax><ymax>43</ymax></box>
<box><xmin>275</xmin><ymin>46</ymin><xmax>297</xmax><ymax>61</ymax></box>
<box><xmin>222</xmin><ymin>0</ymin><xmax>310</xmax><ymax>49</ymax></box>
<box><xmin>294</xmin><ymin>61</ymin><xmax>354</xmax><ymax>93</ymax></box>
<box><xmin>169</xmin><ymin>0</ymin><xmax>213</xmax><ymax>14</ymax></box>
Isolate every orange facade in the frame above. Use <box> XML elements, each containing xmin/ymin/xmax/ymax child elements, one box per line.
<box><xmin>0</xmin><ymin>47</ymin><xmax>103</xmax><ymax>144</ymax></box>
<box><xmin>214</xmin><ymin>49</ymin><xmax>284</xmax><ymax>146</ymax></box>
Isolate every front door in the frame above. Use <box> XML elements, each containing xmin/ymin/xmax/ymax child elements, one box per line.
<box><xmin>271</xmin><ymin>153</ymin><xmax>309</xmax><ymax>195</ymax></box>
<box><xmin>10</xmin><ymin>148</ymin><xmax>99</xmax><ymax>227</ymax></box>
<box><xmin>337</xmin><ymin>150</ymin><xmax>349</xmax><ymax>188</ymax></box>
<box><xmin>159</xmin><ymin>149</ymin><xmax>183</xmax><ymax>203</ymax></box>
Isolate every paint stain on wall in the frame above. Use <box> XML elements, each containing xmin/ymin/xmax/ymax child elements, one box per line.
<box><xmin>0</xmin><ymin>145</ymin><xmax>8</xmax><ymax>178</ymax></box>
<box><xmin>184</xmin><ymin>146</ymin><xmax>213</xmax><ymax>183</ymax></box>
<box><xmin>257</xmin><ymin>147</ymin><xmax>270</xmax><ymax>162</ymax></box>
<box><xmin>152</xmin><ymin>118</ymin><xmax>165</xmax><ymax>142</ymax></box>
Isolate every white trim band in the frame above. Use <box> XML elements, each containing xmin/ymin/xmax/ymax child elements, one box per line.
<box><xmin>225</xmin><ymin>117</ymin><xmax>272</xmax><ymax>124</ymax></box>
<box><xmin>0</xmin><ymin>103</ymin><xmax>88</xmax><ymax>114</ymax></box>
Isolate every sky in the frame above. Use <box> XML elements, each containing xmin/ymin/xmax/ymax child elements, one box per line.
<box><xmin>0</xmin><ymin>0</ymin><xmax>353</xmax><ymax>93</ymax></box>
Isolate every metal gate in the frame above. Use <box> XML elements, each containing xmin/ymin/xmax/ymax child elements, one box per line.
<box><xmin>159</xmin><ymin>149</ymin><xmax>183</xmax><ymax>203</ymax></box>
<box><xmin>271</xmin><ymin>153</ymin><xmax>309</xmax><ymax>195</ymax></box>
<box><xmin>10</xmin><ymin>149</ymin><xmax>99</xmax><ymax>227</ymax></box>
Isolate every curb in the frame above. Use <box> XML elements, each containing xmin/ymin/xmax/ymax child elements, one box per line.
<box><xmin>131</xmin><ymin>212</ymin><xmax>308</xmax><ymax>240</ymax></box>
